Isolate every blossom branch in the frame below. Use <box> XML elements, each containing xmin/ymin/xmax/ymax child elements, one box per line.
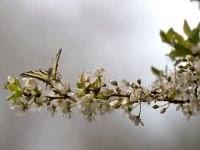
<box><xmin>4</xmin><ymin>20</ymin><xmax>200</xmax><ymax>126</ymax></box>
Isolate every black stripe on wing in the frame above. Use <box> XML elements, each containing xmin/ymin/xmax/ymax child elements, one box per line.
<box><xmin>51</xmin><ymin>49</ymin><xmax>62</xmax><ymax>80</ymax></box>
<box><xmin>20</xmin><ymin>70</ymin><xmax>50</xmax><ymax>83</ymax></box>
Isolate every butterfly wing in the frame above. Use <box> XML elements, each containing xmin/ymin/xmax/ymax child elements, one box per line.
<box><xmin>21</xmin><ymin>49</ymin><xmax>62</xmax><ymax>83</ymax></box>
<box><xmin>50</xmin><ymin>49</ymin><xmax>62</xmax><ymax>80</ymax></box>
<box><xmin>20</xmin><ymin>69</ymin><xmax>50</xmax><ymax>83</ymax></box>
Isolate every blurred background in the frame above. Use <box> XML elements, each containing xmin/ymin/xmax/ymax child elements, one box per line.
<box><xmin>0</xmin><ymin>0</ymin><xmax>200</xmax><ymax>150</ymax></box>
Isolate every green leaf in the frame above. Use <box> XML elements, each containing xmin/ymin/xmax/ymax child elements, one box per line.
<box><xmin>160</xmin><ymin>28</ymin><xmax>184</xmax><ymax>46</ymax></box>
<box><xmin>167</xmin><ymin>28</ymin><xmax>185</xmax><ymax>45</ymax></box>
<box><xmin>94</xmin><ymin>77</ymin><xmax>101</xmax><ymax>89</ymax></box>
<box><xmin>160</xmin><ymin>30</ymin><xmax>171</xmax><ymax>44</ymax></box>
<box><xmin>188</xmin><ymin>29</ymin><xmax>200</xmax><ymax>44</ymax></box>
<box><xmin>174</xmin><ymin>59</ymin><xmax>182</xmax><ymax>66</ymax></box>
<box><xmin>166</xmin><ymin>28</ymin><xmax>175</xmax><ymax>43</ymax></box>
<box><xmin>170</xmin><ymin>92</ymin><xmax>176</xmax><ymax>99</ymax></box>
<box><xmin>5</xmin><ymin>83</ymin><xmax>20</xmax><ymax>92</ymax></box>
<box><xmin>151</xmin><ymin>67</ymin><xmax>163</xmax><ymax>77</ymax></box>
<box><xmin>77</xmin><ymin>90</ymin><xmax>85</xmax><ymax>98</ymax></box>
<box><xmin>14</xmin><ymin>78</ymin><xmax>21</xmax><ymax>88</ymax></box>
<box><xmin>170</xmin><ymin>44</ymin><xmax>192</xmax><ymax>58</ymax></box>
<box><xmin>173</xmin><ymin>32</ymin><xmax>185</xmax><ymax>46</ymax></box>
<box><xmin>197</xmin><ymin>22</ymin><xmax>200</xmax><ymax>30</ymax></box>
<box><xmin>76</xmin><ymin>81</ymin><xmax>84</xmax><ymax>89</ymax></box>
<box><xmin>7</xmin><ymin>91</ymin><xmax>23</xmax><ymax>101</ymax></box>
<box><xmin>87</xmin><ymin>83</ymin><xmax>94</xmax><ymax>90</ymax></box>
<box><xmin>52</xmin><ymin>89</ymin><xmax>61</xmax><ymax>95</ymax></box>
<box><xmin>183</xmin><ymin>20</ymin><xmax>191</xmax><ymax>37</ymax></box>
<box><xmin>11</xmin><ymin>76</ymin><xmax>22</xmax><ymax>88</ymax></box>
<box><xmin>97</xmin><ymin>93</ymin><xmax>104</xmax><ymax>100</ymax></box>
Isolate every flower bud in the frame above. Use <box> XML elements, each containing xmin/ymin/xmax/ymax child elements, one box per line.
<box><xmin>130</xmin><ymin>82</ymin><xmax>135</xmax><ymax>88</ymax></box>
<box><xmin>178</xmin><ymin>65</ymin><xmax>184</xmax><ymax>69</ymax></box>
<box><xmin>137</xmin><ymin>79</ymin><xmax>141</xmax><ymax>85</ymax></box>
<box><xmin>167</xmin><ymin>76</ymin><xmax>171</xmax><ymax>82</ymax></box>
<box><xmin>152</xmin><ymin>105</ymin><xmax>159</xmax><ymax>109</ymax></box>
<box><xmin>110</xmin><ymin>80</ymin><xmax>118</xmax><ymax>86</ymax></box>
<box><xmin>160</xmin><ymin>108</ymin><xmax>167</xmax><ymax>114</ymax></box>
<box><xmin>177</xmin><ymin>69</ymin><xmax>185</xmax><ymax>73</ymax></box>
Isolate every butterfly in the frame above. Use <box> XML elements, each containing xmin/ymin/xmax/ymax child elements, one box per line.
<box><xmin>20</xmin><ymin>49</ymin><xmax>62</xmax><ymax>84</ymax></box>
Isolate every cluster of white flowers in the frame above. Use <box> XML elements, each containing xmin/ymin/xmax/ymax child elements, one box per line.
<box><xmin>149</xmin><ymin>55</ymin><xmax>200</xmax><ymax>120</ymax></box>
<box><xmin>6</xmin><ymin>76</ymin><xmax>46</xmax><ymax>115</ymax></box>
<box><xmin>5</xmin><ymin>56</ymin><xmax>200</xmax><ymax>125</ymax></box>
<box><xmin>4</xmin><ymin>68</ymin><xmax>143</xmax><ymax>125</ymax></box>
<box><xmin>5</xmin><ymin>54</ymin><xmax>200</xmax><ymax>126</ymax></box>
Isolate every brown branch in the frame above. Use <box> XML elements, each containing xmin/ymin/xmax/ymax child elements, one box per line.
<box><xmin>46</xmin><ymin>93</ymin><xmax>190</xmax><ymax>104</ymax></box>
<box><xmin>109</xmin><ymin>93</ymin><xmax>190</xmax><ymax>104</ymax></box>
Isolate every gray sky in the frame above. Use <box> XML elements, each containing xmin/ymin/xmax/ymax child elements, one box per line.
<box><xmin>0</xmin><ymin>0</ymin><xmax>200</xmax><ymax>150</ymax></box>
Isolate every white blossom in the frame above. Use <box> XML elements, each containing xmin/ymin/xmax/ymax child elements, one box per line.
<box><xmin>129</xmin><ymin>115</ymin><xmax>144</xmax><ymax>126</ymax></box>
<box><xmin>194</xmin><ymin>61</ymin><xmax>200</xmax><ymax>71</ymax></box>
<box><xmin>94</xmin><ymin>68</ymin><xmax>106</xmax><ymax>77</ymax></box>
<box><xmin>109</xmin><ymin>100</ymin><xmax>121</xmax><ymax>108</ymax></box>
<box><xmin>22</xmin><ymin>78</ymin><xmax>37</xmax><ymax>90</ymax></box>
<box><xmin>100</xmin><ymin>86</ymin><xmax>111</xmax><ymax>96</ymax></box>
<box><xmin>98</xmin><ymin>100</ymin><xmax>109</xmax><ymax>114</ymax></box>
<box><xmin>130</xmin><ymin>93</ymin><xmax>137</xmax><ymax>102</ymax></box>
<box><xmin>7</xmin><ymin>75</ymin><xmax>15</xmax><ymax>83</ymax></box>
